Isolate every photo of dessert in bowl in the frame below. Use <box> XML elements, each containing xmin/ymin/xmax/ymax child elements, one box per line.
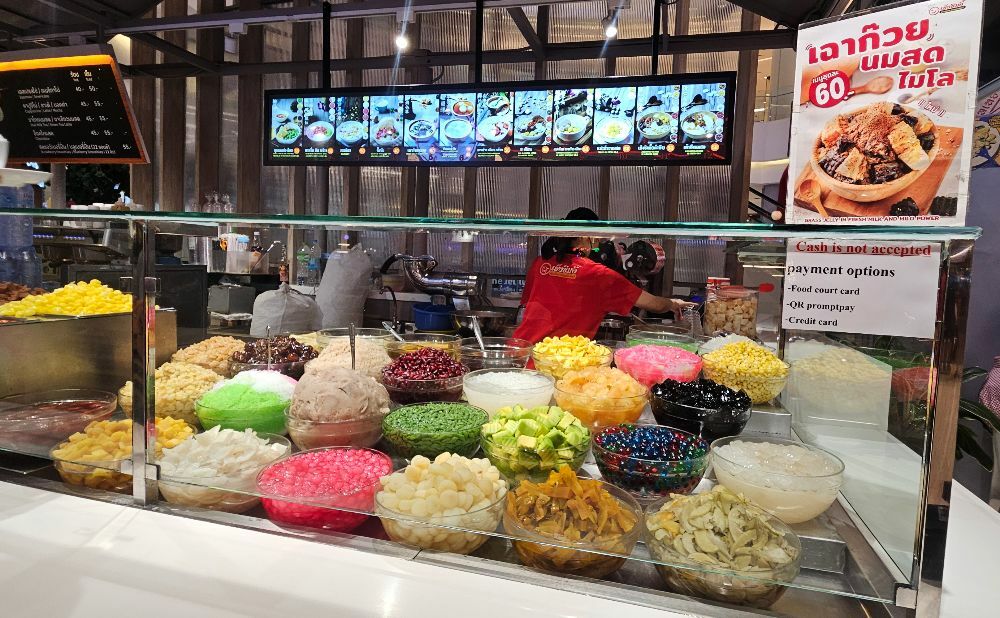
<box><xmin>808</xmin><ymin>101</ymin><xmax>940</xmax><ymax>203</ymax></box>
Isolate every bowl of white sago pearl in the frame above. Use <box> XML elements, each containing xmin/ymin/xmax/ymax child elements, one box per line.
<box><xmin>710</xmin><ymin>436</ymin><xmax>844</xmax><ymax>524</ymax></box>
<box><xmin>462</xmin><ymin>369</ymin><xmax>555</xmax><ymax>417</ymax></box>
<box><xmin>375</xmin><ymin>453</ymin><xmax>508</xmax><ymax>554</ymax></box>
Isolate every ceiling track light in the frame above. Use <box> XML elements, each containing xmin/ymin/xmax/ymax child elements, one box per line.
<box><xmin>395</xmin><ymin>9</ymin><xmax>414</xmax><ymax>52</ymax></box>
<box><xmin>602</xmin><ymin>1</ymin><xmax>629</xmax><ymax>40</ymax></box>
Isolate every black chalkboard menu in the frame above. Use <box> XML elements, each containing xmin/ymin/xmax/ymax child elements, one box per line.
<box><xmin>0</xmin><ymin>50</ymin><xmax>147</xmax><ymax>164</ymax></box>
<box><xmin>264</xmin><ymin>71</ymin><xmax>736</xmax><ymax>167</ymax></box>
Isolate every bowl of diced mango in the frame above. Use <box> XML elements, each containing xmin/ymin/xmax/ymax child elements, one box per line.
<box><xmin>531</xmin><ymin>336</ymin><xmax>613</xmax><ymax>380</ymax></box>
<box><xmin>51</xmin><ymin>417</ymin><xmax>195</xmax><ymax>493</ymax></box>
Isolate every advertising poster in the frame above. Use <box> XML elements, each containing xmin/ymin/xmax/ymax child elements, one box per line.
<box><xmin>786</xmin><ymin>0</ymin><xmax>983</xmax><ymax>225</ymax></box>
<box><xmin>972</xmin><ymin>79</ymin><xmax>1000</xmax><ymax>169</ymax></box>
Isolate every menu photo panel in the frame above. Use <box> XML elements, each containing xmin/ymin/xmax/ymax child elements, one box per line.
<box><xmin>263</xmin><ymin>71</ymin><xmax>735</xmax><ymax>166</ymax></box>
<box><xmin>333</xmin><ymin>95</ymin><xmax>369</xmax><ymax>159</ymax></box>
<box><xmin>301</xmin><ymin>97</ymin><xmax>336</xmax><ymax>160</ymax></box>
<box><xmin>438</xmin><ymin>92</ymin><xmax>477</xmax><ymax>162</ymax></box>
<box><xmin>475</xmin><ymin>91</ymin><xmax>513</xmax><ymax>161</ymax></box>
<box><xmin>270</xmin><ymin>97</ymin><xmax>303</xmax><ymax>160</ymax></box>
<box><xmin>678</xmin><ymin>82</ymin><xmax>727</xmax><ymax>159</ymax></box>
<box><xmin>511</xmin><ymin>89</ymin><xmax>553</xmax><ymax>160</ymax></box>
<box><xmin>592</xmin><ymin>86</ymin><xmax>638</xmax><ymax>156</ymax></box>
<box><xmin>368</xmin><ymin>94</ymin><xmax>404</xmax><ymax>161</ymax></box>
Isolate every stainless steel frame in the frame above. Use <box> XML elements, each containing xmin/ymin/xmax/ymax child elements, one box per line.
<box><xmin>0</xmin><ymin>213</ymin><xmax>974</xmax><ymax>618</ymax></box>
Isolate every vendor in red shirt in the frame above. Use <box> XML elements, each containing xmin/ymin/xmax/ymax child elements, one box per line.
<box><xmin>514</xmin><ymin>208</ymin><xmax>693</xmax><ymax>344</ymax></box>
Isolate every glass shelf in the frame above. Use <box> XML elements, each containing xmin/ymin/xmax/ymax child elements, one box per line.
<box><xmin>0</xmin><ymin>208</ymin><xmax>982</xmax><ymax>241</ymax></box>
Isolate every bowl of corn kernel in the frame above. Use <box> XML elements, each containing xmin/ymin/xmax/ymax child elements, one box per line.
<box><xmin>51</xmin><ymin>417</ymin><xmax>195</xmax><ymax>493</ymax></box>
<box><xmin>0</xmin><ymin>280</ymin><xmax>132</xmax><ymax>318</ymax></box>
<box><xmin>701</xmin><ymin>341</ymin><xmax>789</xmax><ymax>405</ymax></box>
<box><xmin>119</xmin><ymin>361</ymin><xmax>224</xmax><ymax>426</ymax></box>
<box><xmin>531</xmin><ymin>336</ymin><xmax>613</xmax><ymax>379</ymax></box>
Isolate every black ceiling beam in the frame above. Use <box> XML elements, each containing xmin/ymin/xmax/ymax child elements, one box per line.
<box><xmin>34</xmin><ymin>0</ymin><xmax>114</xmax><ymax>28</ymax></box>
<box><xmin>130</xmin><ymin>33</ymin><xmax>220</xmax><ymax>74</ymax></box>
<box><xmin>31</xmin><ymin>0</ymin><xmax>220</xmax><ymax>73</ymax></box>
<box><xmin>506</xmin><ymin>7</ymin><xmax>545</xmax><ymax>60</ymax></box>
<box><xmin>122</xmin><ymin>28</ymin><xmax>796</xmax><ymax>77</ymax></box>
<box><xmin>16</xmin><ymin>0</ymin><xmax>581</xmax><ymax>42</ymax></box>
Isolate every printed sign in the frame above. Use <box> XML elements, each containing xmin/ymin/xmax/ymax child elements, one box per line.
<box><xmin>0</xmin><ymin>49</ymin><xmax>147</xmax><ymax>164</ymax></box>
<box><xmin>782</xmin><ymin>239</ymin><xmax>940</xmax><ymax>339</ymax></box>
<box><xmin>787</xmin><ymin>0</ymin><xmax>983</xmax><ymax>225</ymax></box>
<box><xmin>972</xmin><ymin>80</ymin><xmax>1000</xmax><ymax>169</ymax></box>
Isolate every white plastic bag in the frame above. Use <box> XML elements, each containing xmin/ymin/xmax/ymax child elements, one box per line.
<box><xmin>250</xmin><ymin>283</ymin><xmax>323</xmax><ymax>336</ymax></box>
<box><xmin>316</xmin><ymin>244</ymin><xmax>371</xmax><ymax>329</ymax></box>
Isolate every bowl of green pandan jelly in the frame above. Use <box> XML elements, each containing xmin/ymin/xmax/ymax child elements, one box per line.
<box><xmin>382</xmin><ymin>402</ymin><xmax>489</xmax><ymax>460</ymax></box>
<box><xmin>195</xmin><ymin>370</ymin><xmax>296</xmax><ymax>435</ymax></box>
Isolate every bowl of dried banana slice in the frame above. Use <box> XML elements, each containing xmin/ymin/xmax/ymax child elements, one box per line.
<box><xmin>644</xmin><ymin>485</ymin><xmax>801</xmax><ymax>609</ymax></box>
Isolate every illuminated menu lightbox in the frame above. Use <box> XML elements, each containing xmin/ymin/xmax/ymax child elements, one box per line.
<box><xmin>264</xmin><ymin>72</ymin><xmax>735</xmax><ymax>167</ymax></box>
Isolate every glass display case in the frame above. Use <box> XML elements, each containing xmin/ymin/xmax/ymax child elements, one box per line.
<box><xmin>0</xmin><ymin>207</ymin><xmax>978</xmax><ymax>618</ymax></box>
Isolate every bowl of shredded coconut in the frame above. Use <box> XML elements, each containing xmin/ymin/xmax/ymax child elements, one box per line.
<box><xmin>158</xmin><ymin>426</ymin><xmax>290</xmax><ymax>513</ymax></box>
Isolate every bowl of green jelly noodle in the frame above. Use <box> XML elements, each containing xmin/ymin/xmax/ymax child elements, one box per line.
<box><xmin>195</xmin><ymin>384</ymin><xmax>290</xmax><ymax>435</ymax></box>
<box><xmin>625</xmin><ymin>326</ymin><xmax>704</xmax><ymax>354</ymax></box>
<box><xmin>382</xmin><ymin>402</ymin><xmax>489</xmax><ymax>459</ymax></box>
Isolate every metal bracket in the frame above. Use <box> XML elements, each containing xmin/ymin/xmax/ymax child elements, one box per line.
<box><xmin>895</xmin><ymin>585</ymin><xmax>918</xmax><ymax>609</ymax></box>
<box><xmin>144</xmin><ymin>276</ymin><xmax>160</xmax><ymax>296</ymax></box>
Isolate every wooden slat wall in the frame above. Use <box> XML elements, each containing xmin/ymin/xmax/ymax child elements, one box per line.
<box><xmin>237</xmin><ymin>0</ymin><xmax>264</xmax><ymax>214</ymax></box>
<box><xmin>195</xmin><ymin>0</ymin><xmax>224</xmax><ymax>203</ymax></box>
<box><xmin>129</xmin><ymin>34</ymin><xmax>156</xmax><ymax>209</ymax></box>
<box><xmin>159</xmin><ymin>0</ymin><xmax>187</xmax><ymax>211</ymax></box>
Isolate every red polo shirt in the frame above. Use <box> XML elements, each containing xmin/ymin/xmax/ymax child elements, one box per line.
<box><xmin>513</xmin><ymin>255</ymin><xmax>643</xmax><ymax>344</ymax></box>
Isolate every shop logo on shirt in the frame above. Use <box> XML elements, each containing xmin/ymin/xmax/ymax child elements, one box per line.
<box><xmin>539</xmin><ymin>262</ymin><xmax>579</xmax><ymax>279</ymax></box>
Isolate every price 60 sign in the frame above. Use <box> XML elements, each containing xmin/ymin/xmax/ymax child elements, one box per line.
<box><xmin>809</xmin><ymin>70</ymin><xmax>850</xmax><ymax>108</ymax></box>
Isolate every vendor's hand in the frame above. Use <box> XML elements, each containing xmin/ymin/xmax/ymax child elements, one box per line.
<box><xmin>670</xmin><ymin>298</ymin><xmax>697</xmax><ymax>314</ymax></box>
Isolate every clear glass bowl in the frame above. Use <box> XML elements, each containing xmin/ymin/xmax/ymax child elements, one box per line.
<box><xmin>614</xmin><ymin>345</ymin><xmax>703</xmax><ymax>388</ymax></box>
<box><xmin>531</xmin><ymin>346</ymin><xmax>613</xmax><ymax>379</ymax></box>
<box><xmin>382</xmin><ymin>374</ymin><xmax>465</xmax><ymax>405</ymax></box>
<box><xmin>382</xmin><ymin>403</ymin><xmax>488</xmax><ymax>459</ymax></box>
<box><xmin>644</xmin><ymin>498</ymin><xmax>802</xmax><ymax>609</ymax></box>
<box><xmin>480</xmin><ymin>431</ymin><xmax>589</xmax><ymax>483</ymax></box>
<box><xmin>462</xmin><ymin>368</ymin><xmax>554</xmax><ymax>416</ymax></box>
<box><xmin>385</xmin><ymin>333</ymin><xmax>461</xmax><ymax>360</ymax></box>
<box><xmin>701</xmin><ymin>362</ymin><xmax>789</xmax><ymax>404</ymax></box>
<box><xmin>593</xmin><ymin>425</ymin><xmax>708</xmax><ymax>501</ymax></box>
<box><xmin>51</xmin><ymin>453</ymin><xmax>132</xmax><ymax>494</ymax></box>
<box><xmin>257</xmin><ymin>446</ymin><xmax>392</xmax><ymax>532</ymax></box>
<box><xmin>158</xmin><ymin>433</ymin><xmax>291</xmax><ymax>513</ymax></box>
<box><xmin>316</xmin><ymin>328</ymin><xmax>391</xmax><ymax>350</ymax></box>
<box><xmin>195</xmin><ymin>399</ymin><xmax>289</xmax><ymax>435</ymax></box>
<box><xmin>458</xmin><ymin>337</ymin><xmax>532</xmax><ymax>370</ymax></box>
<box><xmin>710</xmin><ymin>436</ymin><xmax>845</xmax><ymax>524</ymax></box>
<box><xmin>504</xmin><ymin>480</ymin><xmax>641</xmax><ymax>578</ymax></box>
<box><xmin>376</xmin><ymin>484</ymin><xmax>507</xmax><ymax>554</ymax></box>
<box><xmin>229</xmin><ymin>360</ymin><xmax>308</xmax><ymax>380</ymax></box>
<box><xmin>285</xmin><ymin>411</ymin><xmax>386</xmax><ymax>450</ymax></box>
<box><xmin>0</xmin><ymin>388</ymin><xmax>117</xmax><ymax>453</ymax></box>
<box><xmin>649</xmin><ymin>397</ymin><xmax>752</xmax><ymax>443</ymax></box>
<box><xmin>553</xmin><ymin>384</ymin><xmax>647</xmax><ymax>431</ymax></box>
<box><xmin>625</xmin><ymin>325</ymin><xmax>705</xmax><ymax>353</ymax></box>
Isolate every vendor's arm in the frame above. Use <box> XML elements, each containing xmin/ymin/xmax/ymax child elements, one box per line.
<box><xmin>634</xmin><ymin>291</ymin><xmax>695</xmax><ymax>315</ymax></box>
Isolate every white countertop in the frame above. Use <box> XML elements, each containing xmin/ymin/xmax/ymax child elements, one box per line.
<box><xmin>0</xmin><ymin>480</ymin><xmax>995</xmax><ymax>617</ymax></box>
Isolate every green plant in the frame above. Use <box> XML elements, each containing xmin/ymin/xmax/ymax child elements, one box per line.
<box><xmin>957</xmin><ymin>367</ymin><xmax>1000</xmax><ymax>471</ymax></box>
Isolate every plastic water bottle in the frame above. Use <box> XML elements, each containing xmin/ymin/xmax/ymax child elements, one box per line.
<box><xmin>295</xmin><ymin>241</ymin><xmax>310</xmax><ymax>286</ymax></box>
<box><xmin>306</xmin><ymin>240</ymin><xmax>320</xmax><ymax>286</ymax></box>
<box><xmin>17</xmin><ymin>248</ymin><xmax>40</xmax><ymax>288</ymax></box>
<box><xmin>0</xmin><ymin>249</ymin><xmax>15</xmax><ymax>283</ymax></box>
